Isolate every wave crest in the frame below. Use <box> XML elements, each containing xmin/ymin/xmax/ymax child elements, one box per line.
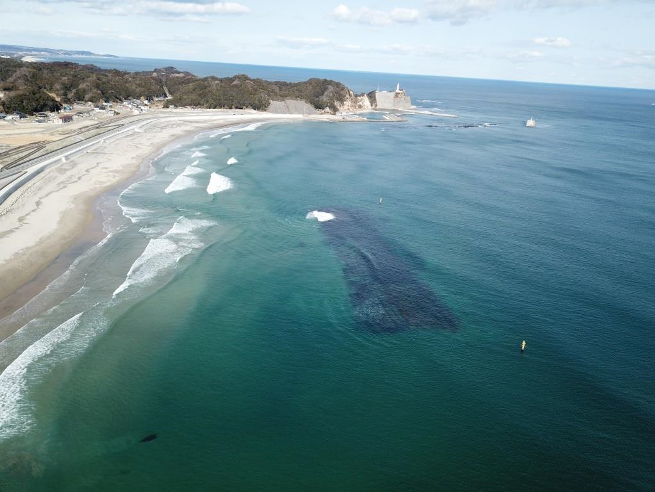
<box><xmin>165</xmin><ymin>163</ymin><xmax>204</xmax><ymax>194</ymax></box>
<box><xmin>113</xmin><ymin>217</ymin><xmax>216</xmax><ymax>297</ymax></box>
<box><xmin>207</xmin><ymin>173</ymin><xmax>233</xmax><ymax>195</ymax></box>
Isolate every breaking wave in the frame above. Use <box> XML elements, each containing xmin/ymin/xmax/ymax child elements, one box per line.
<box><xmin>209</xmin><ymin>122</ymin><xmax>265</xmax><ymax>139</ymax></box>
<box><xmin>164</xmin><ymin>163</ymin><xmax>204</xmax><ymax>194</ymax></box>
<box><xmin>0</xmin><ymin>312</ymin><xmax>83</xmax><ymax>440</ymax></box>
<box><xmin>120</xmin><ymin>204</ymin><xmax>152</xmax><ymax>224</ymax></box>
<box><xmin>227</xmin><ymin>157</ymin><xmax>238</xmax><ymax>165</ymax></box>
<box><xmin>112</xmin><ymin>217</ymin><xmax>216</xmax><ymax>297</ymax></box>
<box><xmin>240</xmin><ymin>122</ymin><xmax>265</xmax><ymax>132</ymax></box>
<box><xmin>306</xmin><ymin>211</ymin><xmax>335</xmax><ymax>222</ymax></box>
<box><xmin>207</xmin><ymin>173</ymin><xmax>233</xmax><ymax>195</ymax></box>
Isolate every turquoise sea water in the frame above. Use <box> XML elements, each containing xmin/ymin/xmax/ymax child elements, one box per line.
<box><xmin>1</xmin><ymin>59</ymin><xmax>654</xmax><ymax>491</ymax></box>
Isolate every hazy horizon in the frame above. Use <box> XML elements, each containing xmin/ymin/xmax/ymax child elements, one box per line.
<box><xmin>2</xmin><ymin>0</ymin><xmax>655</xmax><ymax>90</ymax></box>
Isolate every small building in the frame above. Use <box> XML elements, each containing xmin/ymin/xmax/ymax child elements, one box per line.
<box><xmin>58</xmin><ymin>114</ymin><xmax>73</xmax><ymax>123</ymax></box>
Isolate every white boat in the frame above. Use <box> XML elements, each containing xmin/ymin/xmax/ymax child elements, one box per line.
<box><xmin>526</xmin><ymin>117</ymin><xmax>537</xmax><ymax>128</ymax></box>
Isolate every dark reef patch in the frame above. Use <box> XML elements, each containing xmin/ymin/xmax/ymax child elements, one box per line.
<box><xmin>318</xmin><ymin>210</ymin><xmax>456</xmax><ymax>333</ymax></box>
<box><xmin>139</xmin><ymin>433</ymin><xmax>158</xmax><ymax>443</ymax></box>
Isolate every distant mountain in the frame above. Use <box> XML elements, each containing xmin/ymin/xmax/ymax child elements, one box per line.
<box><xmin>0</xmin><ymin>44</ymin><xmax>118</xmax><ymax>59</ymax></box>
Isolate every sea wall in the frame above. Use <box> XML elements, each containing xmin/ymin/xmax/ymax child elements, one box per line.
<box><xmin>267</xmin><ymin>99</ymin><xmax>318</xmax><ymax>115</ymax></box>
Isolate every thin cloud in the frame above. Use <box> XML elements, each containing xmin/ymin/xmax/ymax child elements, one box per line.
<box><xmin>502</xmin><ymin>49</ymin><xmax>545</xmax><ymax>61</ymax></box>
<box><xmin>333</xmin><ymin>4</ymin><xmax>420</xmax><ymax>26</ymax></box>
<box><xmin>424</xmin><ymin>0</ymin><xmax>655</xmax><ymax>25</ymax></box>
<box><xmin>276</xmin><ymin>37</ymin><xmax>330</xmax><ymax>49</ymax></box>
<box><xmin>424</xmin><ymin>0</ymin><xmax>497</xmax><ymax>25</ymax></box>
<box><xmin>139</xmin><ymin>1</ymin><xmax>251</xmax><ymax>15</ymax></box>
<box><xmin>615</xmin><ymin>50</ymin><xmax>655</xmax><ymax>69</ymax></box>
<box><xmin>48</xmin><ymin>1</ymin><xmax>252</xmax><ymax>19</ymax></box>
<box><xmin>533</xmin><ymin>36</ymin><xmax>571</xmax><ymax>47</ymax></box>
<box><xmin>25</xmin><ymin>28</ymin><xmax>146</xmax><ymax>42</ymax></box>
<box><xmin>279</xmin><ymin>37</ymin><xmax>482</xmax><ymax>60</ymax></box>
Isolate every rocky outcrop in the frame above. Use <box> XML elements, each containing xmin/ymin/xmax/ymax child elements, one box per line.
<box><xmin>335</xmin><ymin>87</ymin><xmax>413</xmax><ymax>112</ymax></box>
<box><xmin>335</xmin><ymin>92</ymin><xmax>372</xmax><ymax>112</ymax></box>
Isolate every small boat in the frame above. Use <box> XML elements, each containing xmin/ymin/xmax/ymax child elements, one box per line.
<box><xmin>526</xmin><ymin>117</ymin><xmax>537</xmax><ymax>128</ymax></box>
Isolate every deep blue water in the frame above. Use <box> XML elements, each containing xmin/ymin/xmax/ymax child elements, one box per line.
<box><xmin>0</xmin><ymin>57</ymin><xmax>654</xmax><ymax>491</ymax></box>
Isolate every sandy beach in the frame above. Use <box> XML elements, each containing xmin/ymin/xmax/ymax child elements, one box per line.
<box><xmin>0</xmin><ymin>110</ymin><xmax>310</xmax><ymax>323</ymax></box>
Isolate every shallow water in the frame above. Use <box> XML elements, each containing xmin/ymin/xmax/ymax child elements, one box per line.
<box><xmin>0</xmin><ymin>67</ymin><xmax>654</xmax><ymax>491</ymax></box>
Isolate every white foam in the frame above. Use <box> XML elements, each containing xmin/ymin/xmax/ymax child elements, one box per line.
<box><xmin>191</xmin><ymin>151</ymin><xmax>206</xmax><ymax>158</ymax></box>
<box><xmin>120</xmin><ymin>204</ymin><xmax>152</xmax><ymax>224</ymax></box>
<box><xmin>209</xmin><ymin>129</ymin><xmax>231</xmax><ymax>138</ymax></box>
<box><xmin>164</xmin><ymin>163</ymin><xmax>204</xmax><ymax>193</ymax></box>
<box><xmin>306</xmin><ymin>211</ymin><xmax>335</xmax><ymax>222</ymax></box>
<box><xmin>113</xmin><ymin>217</ymin><xmax>216</xmax><ymax>297</ymax></box>
<box><xmin>240</xmin><ymin>122</ymin><xmax>265</xmax><ymax>132</ymax></box>
<box><xmin>0</xmin><ymin>232</ymin><xmax>114</xmax><ymax>342</ymax></box>
<box><xmin>208</xmin><ymin>122</ymin><xmax>265</xmax><ymax>139</ymax></box>
<box><xmin>0</xmin><ymin>313</ymin><xmax>82</xmax><ymax>440</ymax></box>
<box><xmin>206</xmin><ymin>173</ymin><xmax>233</xmax><ymax>194</ymax></box>
<box><xmin>165</xmin><ymin>176</ymin><xmax>196</xmax><ymax>194</ymax></box>
<box><xmin>400</xmin><ymin>109</ymin><xmax>457</xmax><ymax>118</ymax></box>
<box><xmin>227</xmin><ymin>157</ymin><xmax>238</xmax><ymax>165</ymax></box>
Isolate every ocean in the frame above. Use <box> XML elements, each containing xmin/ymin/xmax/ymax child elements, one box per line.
<box><xmin>0</xmin><ymin>57</ymin><xmax>654</xmax><ymax>491</ymax></box>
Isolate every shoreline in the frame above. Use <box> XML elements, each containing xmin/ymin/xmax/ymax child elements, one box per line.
<box><xmin>0</xmin><ymin>111</ymin><xmax>307</xmax><ymax>340</ymax></box>
<box><xmin>0</xmin><ymin>139</ymin><xmax>156</xmax><ymax>339</ymax></box>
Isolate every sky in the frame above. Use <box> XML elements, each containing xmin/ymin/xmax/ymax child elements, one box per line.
<box><xmin>1</xmin><ymin>0</ymin><xmax>655</xmax><ymax>89</ymax></box>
